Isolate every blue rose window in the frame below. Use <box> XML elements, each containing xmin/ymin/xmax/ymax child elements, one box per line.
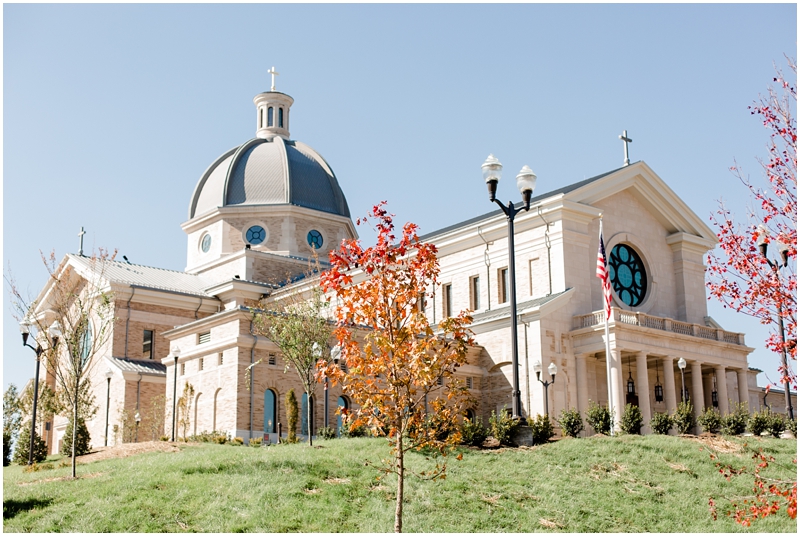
<box><xmin>608</xmin><ymin>244</ymin><xmax>647</xmax><ymax>306</ymax></box>
<box><xmin>307</xmin><ymin>230</ymin><xmax>323</xmax><ymax>249</ymax></box>
<box><xmin>246</xmin><ymin>225</ymin><xmax>266</xmax><ymax>245</ymax></box>
<box><xmin>201</xmin><ymin>234</ymin><xmax>212</xmax><ymax>253</ymax></box>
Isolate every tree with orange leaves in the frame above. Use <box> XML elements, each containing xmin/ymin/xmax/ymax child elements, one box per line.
<box><xmin>320</xmin><ymin>202</ymin><xmax>474</xmax><ymax>533</ymax></box>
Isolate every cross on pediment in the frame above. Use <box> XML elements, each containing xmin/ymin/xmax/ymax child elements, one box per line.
<box><xmin>619</xmin><ymin>130</ymin><xmax>633</xmax><ymax>166</ymax></box>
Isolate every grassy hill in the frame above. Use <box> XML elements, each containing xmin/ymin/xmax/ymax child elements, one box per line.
<box><xmin>3</xmin><ymin>434</ymin><xmax>796</xmax><ymax>532</ymax></box>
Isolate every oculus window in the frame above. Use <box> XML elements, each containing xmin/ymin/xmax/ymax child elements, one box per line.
<box><xmin>201</xmin><ymin>234</ymin><xmax>212</xmax><ymax>253</ymax></box>
<box><xmin>608</xmin><ymin>244</ymin><xmax>647</xmax><ymax>306</ymax></box>
<box><xmin>307</xmin><ymin>230</ymin><xmax>323</xmax><ymax>249</ymax></box>
<box><xmin>246</xmin><ymin>225</ymin><xmax>266</xmax><ymax>245</ymax></box>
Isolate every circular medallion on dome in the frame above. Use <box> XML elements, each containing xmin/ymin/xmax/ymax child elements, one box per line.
<box><xmin>307</xmin><ymin>230</ymin><xmax>323</xmax><ymax>249</ymax></box>
<box><xmin>201</xmin><ymin>234</ymin><xmax>212</xmax><ymax>253</ymax></box>
<box><xmin>246</xmin><ymin>225</ymin><xmax>266</xmax><ymax>245</ymax></box>
<box><xmin>609</xmin><ymin>244</ymin><xmax>647</xmax><ymax>306</ymax></box>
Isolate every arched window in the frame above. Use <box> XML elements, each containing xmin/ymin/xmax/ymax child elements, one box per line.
<box><xmin>278</xmin><ymin>107</ymin><xmax>284</xmax><ymax>128</ymax></box>
<box><xmin>193</xmin><ymin>392</ymin><xmax>202</xmax><ymax>436</ymax></box>
<box><xmin>264</xmin><ymin>389</ymin><xmax>277</xmax><ymax>434</ymax></box>
<box><xmin>336</xmin><ymin>396</ymin><xmax>349</xmax><ymax>436</ymax></box>
<box><xmin>259</xmin><ymin>107</ymin><xmax>263</xmax><ymax>128</ymax></box>
<box><xmin>80</xmin><ymin>320</ymin><xmax>93</xmax><ymax>362</ymax></box>
<box><xmin>465</xmin><ymin>408</ymin><xmax>476</xmax><ymax>423</ymax></box>
<box><xmin>213</xmin><ymin>389</ymin><xmax>222</xmax><ymax>431</ymax></box>
<box><xmin>301</xmin><ymin>393</ymin><xmax>315</xmax><ymax>436</ymax></box>
<box><xmin>267</xmin><ymin>107</ymin><xmax>274</xmax><ymax>127</ymax></box>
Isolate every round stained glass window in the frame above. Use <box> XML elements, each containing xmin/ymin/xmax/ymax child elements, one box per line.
<box><xmin>246</xmin><ymin>225</ymin><xmax>266</xmax><ymax>245</ymax></box>
<box><xmin>608</xmin><ymin>244</ymin><xmax>647</xmax><ymax>306</ymax></box>
<box><xmin>201</xmin><ymin>234</ymin><xmax>212</xmax><ymax>253</ymax></box>
<box><xmin>307</xmin><ymin>230</ymin><xmax>323</xmax><ymax>249</ymax></box>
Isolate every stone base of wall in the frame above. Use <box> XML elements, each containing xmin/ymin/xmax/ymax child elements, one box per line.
<box><xmin>511</xmin><ymin>425</ymin><xmax>533</xmax><ymax>447</ymax></box>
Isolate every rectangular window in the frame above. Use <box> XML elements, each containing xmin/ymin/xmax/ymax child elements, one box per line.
<box><xmin>199</xmin><ymin>358</ymin><xmax>204</xmax><ymax>372</ymax></box>
<box><xmin>198</xmin><ymin>331</ymin><xmax>211</xmax><ymax>344</ymax></box>
<box><xmin>466</xmin><ymin>377</ymin><xmax>473</xmax><ymax>389</ymax></box>
<box><xmin>218</xmin><ymin>353</ymin><xmax>224</xmax><ymax>366</ymax></box>
<box><xmin>143</xmin><ymin>330</ymin><xmax>154</xmax><ymax>360</ymax></box>
<box><xmin>180</xmin><ymin>363</ymin><xmax>185</xmax><ymax>376</ymax></box>
<box><xmin>437</xmin><ymin>376</ymin><xmax>444</xmax><ymax>387</ymax></box>
<box><xmin>340</xmin><ymin>361</ymin><xmax>348</xmax><ymax>373</ymax></box>
<box><xmin>443</xmin><ymin>284</ymin><xmax>452</xmax><ymax>318</ymax></box>
<box><xmin>470</xmin><ymin>276</ymin><xmax>481</xmax><ymax>311</ymax></box>
<box><xmin>499</xmin><ymin>267</ymin><xmax>509</xmax><ymax>304</ymax></box>
<box><xmin>268</xmin><ymin>353</ymin><xmax>276</xmax><ymax>366</ymax></box>
<box><xmin>416</xmin><ymin>292</ymin><xmax>427</xmax><ymax>314</ymax></box>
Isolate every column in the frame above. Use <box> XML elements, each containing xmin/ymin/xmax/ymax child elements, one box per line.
<box><xmin>635</xmin><ymin>351</ymin><xmax>651</xmax><ymax>433</ymax></box>
<box><xmin>662</xmin><ymin>357</ymin><xmax>677</xmax><ymax>415</ymax></box>
<box><xmin>691</xmin><ymin>361</ymin><xmax>704</xmax><ymax>434</ymax></box>
<box><xmin>714</xmin><ymin>365</ymin><xmax>729</xmax><ymax>415</ymax></box>
<box><xmin>736</xmin><ymin>369</ymin><xmax>750</xmax><ymax>409</ymax></box>
<box><xmin>702</xmin><ymin>372</ymin><xmax>714</xmax><ymax>410</ymax></box>
<box><xmin>610</xmin><ymin>348</ymin><xmax>625</xmax><ymax>431</ymax></box>
<box><xmin>575</xmin><ymin>354</ymin><xmax>589</xmax><ymax>426</ymax></box>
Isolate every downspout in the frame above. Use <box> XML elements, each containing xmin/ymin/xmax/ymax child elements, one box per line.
<box><xmin>478</xmin><ymin>226</ymin><xmax>491</xmax><ymax>311</ymax></box>
<box><xmin>136</xmin><ymin>372</ymin><xmax>142</xmax><ymax>442</ymax></box>
<box><xmin>124</xmin><ymin>287</ymin><xmax>136</xmax><ymax>358</ymax></box>
<box><xmin>524</xmin><ymin>322</ymin><xmax>531</xmax><ymax>418</ymax></box>
<box><xmin>249</xmin><ymin>320</ymin><xmax>257</xmax><ymax>441</ymax></box>
<box><xmin>536</xmin><ymin>207</ymin><xmax>552</xmax><ymax>296</ymax></box>
<box><xmin>193</xmin><ymin>298</ymin><xmax>203</xmax><ymax>321</ymax></box>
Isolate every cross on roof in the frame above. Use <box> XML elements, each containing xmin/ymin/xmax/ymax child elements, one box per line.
<box><xmin>78</xmin><ymin>226</ymin><xmax>86</xmax><ymax>256</ymax></box>
<box><xmin>268</xmin><ymin>66</ymin><xmax>279</xmax><ymax>92</ymax></box>
<box><xmin>619</xmin><ymin>130</ymin><xmax>633</xmax><ymax>166</ymax></box>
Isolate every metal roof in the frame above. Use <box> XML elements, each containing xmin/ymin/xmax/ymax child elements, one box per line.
<box><xmin>418</xmin><ymin>165</ymin><xmax>630</xmax><ymax>241</ymax></box>
<box><xmin>470</xmin><ymin>289</ymin><xmax>571</xmax><ymax>324</ymax></box>
<box><xmin>109</xmin><ymin>356</ymin><xmax>167</xmax><ymax>376</ymax></box>
<box><xmin>68</xmin><ymin>254</ymin><xmax>215</xmax><ymax>297</ymax></box>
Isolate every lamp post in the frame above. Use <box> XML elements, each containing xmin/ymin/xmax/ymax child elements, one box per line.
<box><xmin>483</xmin><ymin>155</ymin><xmax>537</xmax><ymax>424</ymax></box>
<box><xmin>104</xmin><ymin>369</ymin><xmax>113</xmax><ymax>446</ymax></box>
<box><xmin>534</xmin><ymin>361</ymin><xmax>558</xmax><ymax>418</ymax></box>
<box><xmin>170</xmin><ymin>346</ymin><xmax>181</xmax><ymax>441</ymax></box>
<box><xmin>19</xmin><ymin>320</ymin><xmax>61</xmax><ymax>465</ymax></box>
<box><xmin>757</xmin><ymin>226</ymin><xmax>795</xmax><ymax>422</ymax></box>
<box><xmin>134</xmin><ymin>412</ymin><xmax>141</xmax><ymax>443</ymax></box>
<box><xmin>312</xmin><ymin>343</ymin><xmax>328</xmax><ymax>430</ymax></box>
<box><xmin>678</xmin><ymin>358</ymin><xmax>687</xmax><ymax>404</ymax></box>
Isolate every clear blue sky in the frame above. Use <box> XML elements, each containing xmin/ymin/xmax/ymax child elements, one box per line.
<box><xmin>3</xmin><ymin>3</ymin><xmax>796</xmax><ymax>392</ymax></box>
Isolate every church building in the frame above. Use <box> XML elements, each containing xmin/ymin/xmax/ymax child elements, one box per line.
<box><xmin>30</xmin><ymin>78</ymin><xmax>776</xmax><ymax>452</ymax></box>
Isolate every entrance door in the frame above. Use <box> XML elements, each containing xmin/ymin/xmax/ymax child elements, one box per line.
<box><xmin>264</xmin><ymin>390</ymin><xmax>276</xmax><ymax>434</ymax></box>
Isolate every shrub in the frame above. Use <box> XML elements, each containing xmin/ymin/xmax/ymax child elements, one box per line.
<box><xmin>586</xmin><ymin>401</ymin><xmax>612</xmax><ymax>435</ymax></box>
<box><xmin>786</xmin><ymin>417</ymin><xmax>797</xmax><ymax>437</ymax></box>
<box><xmin>697</xmin><ymin>407</ymin><xmax>722</xmax><ymax>434</ymax></box>
<box><xmin>557</xmin><ymin>408</ymin><xmax>584</xmax><ymax>438</ymax></box>
<box><xmin>620</xmin><ymin>404</ymin><xmax>643</xmax><ymax>435</ymax></box>
<box><xmin>3</xmin><ymin>431</ymin><xmax>11</xmax><ymax>466</ymax></box>
<box><xmin>460</xmin><ymin>418</ymin><xmax>489</xmax><ymax>446</ymax></box>
<box><xmin>768</xmin><ymin>412</ymin><xmax>787</xmax><ymax>438</ymax></box>
<box><xmin>231</xmin><ymin>436</ymin><xmax>244</xmax><ymax>446</ymax></box>
<box><xmin>650</xmin><ymin>412</ymin><xmax>672</xmax><ymax>435</ymax></box>
<box><xmin>672</xmin><ymin>401</ymin><xmax>695</xmax><ymax>435</ymax></box>
<box><xmin>488</xmin><ymin>410</ymin><xmax>519</xmax><ymax>446</ymax></box>
<box><xmin>340</xmin><ymin>423</ymin><xmax>367</xmax><ymax>438</ymax></box>
<box><xmin>318</xmin><ymin>426</ymin><xmax>336</xmax><ymax>440</ymax></box>
<box><xmin>748</xmin><ymin>408</ymin><xmax>771</xmax><ymax>437</ymax></box>
<box><xmin>720</xmin><ymin>402</ymin><xmax>749</xmax><ymax>436</ymax></box>
<box><xmin>160</xmin><ymin>435</ymin><xmax>169</xmax><ymax>442</ymax></box>
<box><xmin>248</xmin><ymin>436</ymin><xmax>262</xmax><ymax>447</ymax></box>
<box><xmin>13</xmin><ymin>426</ymin><xmax>47</xmax><ymax>465</ymax></box>
<box><xmin>285</xmin><ymin>389</ymin><xmax>299</xmax><ymax>444</ymax></box>
<box><xmin>529</xmin><ymin>414</ymin><xmax>554</xmax><ymax>445</ymax></box>
<box><xmin>61</xmin><ymin>417</ymin><xmax>92</xmax><ymax>456</ymax></box>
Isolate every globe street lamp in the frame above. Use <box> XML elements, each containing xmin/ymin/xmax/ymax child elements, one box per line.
<box><xmin>533</xmin><ymin>361</ymin><xmax>558</xmax><ymax>418</ymax></box>
<box><xmin>677</xmin><ymin>357</ymin><xmax>687</xmax><ymax>404</ymax></box>
<box><xmin>19</xmin><ymin>320</ymin><xmax>61</xmax><ymax>465</ymax></box>
<box><xmin>104</xmin><ymin>369</ymin><xmax>113</xmax><ymax>446</ymax></box>
<box><xmin>483</xmin><ymin>155</ymin><xmax>537</xmax><ymax>424</ymax></box>
<box><xmin>170</xmin><ymin>346</ymin><xmax>182</xmax><ymax>441</ymax></box>
<box><xmin>757</xmin><ymin>226</ymin><xmax>795</xmax><ymax>422</ymax></box>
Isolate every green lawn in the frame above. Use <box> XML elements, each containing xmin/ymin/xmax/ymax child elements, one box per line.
<box><xmin>3</xmin><ymin>434</ymin><xmax>796</xmax><ymax>532</ymax></box>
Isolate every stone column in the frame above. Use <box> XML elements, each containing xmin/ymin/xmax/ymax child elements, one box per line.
<box><xmin>702</xmin><ymin>372</ymin><xmax>714</xmax><ymax>410</ymax></box>
<box><xmin>610</xmin><ymin>348</ymin><xmax>626</xmax><ymax>432</ymax></box>
<box><xmin>662</xmin><ymin>357</ymin><xmax>678</xmax><ymax>416</ymax></box>
<box><xmin>691</xmin><ymin>361</ymin><xmax>704</xmax><ymax>434</ymax></box>
<box><xmin>635</xmin><ymin>351</ymin><xmax>651</xmax><ymax>433</ymax></box>
<box><xmin>714</xmin><ymin>365</ymin><xmax>729</xmax><ymax>415</ymax></box>
<box><xmin>736</xmin><ymin>369</ymin><xmax>750</xmax><ymax>409</ymax></box>
<box><xmin>575</xmin><ymin>354</ymin><xmax>589</xmax><ymax>424</ymax></box>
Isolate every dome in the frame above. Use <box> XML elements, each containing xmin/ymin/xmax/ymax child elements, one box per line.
<box><xmin>188</xmin><ymin>88</ymin><xmax>350</xmax><ymax>220</ymax></box>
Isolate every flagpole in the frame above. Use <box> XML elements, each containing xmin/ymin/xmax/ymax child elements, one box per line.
<box><xmin>599</xmin><ymin>216</ymin><xmax>615</xmax><ymax>436</ymax></box>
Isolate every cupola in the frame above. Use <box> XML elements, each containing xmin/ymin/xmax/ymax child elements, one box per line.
<box><xmin>254</xmin><ymin>66</ymin><xmax>293</xmax><ymax>140</ymax></box>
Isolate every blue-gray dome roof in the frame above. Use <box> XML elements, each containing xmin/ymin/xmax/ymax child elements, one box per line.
<box><xmin>189</xmin><ymin>136</ymin><xmax>350</xmax><ymax>219</ymax></box>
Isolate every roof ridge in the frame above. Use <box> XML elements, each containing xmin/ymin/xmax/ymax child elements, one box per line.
<box><xmin>69</xmin><ymin>253</ymin><xmax>202</xmax><ymax>277</ymax></box>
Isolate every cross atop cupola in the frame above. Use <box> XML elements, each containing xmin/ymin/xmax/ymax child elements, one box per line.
<box><xmin>253</xmin><ymin>67</ymin><xmax>294</xmax><ymax>140</ymax></box>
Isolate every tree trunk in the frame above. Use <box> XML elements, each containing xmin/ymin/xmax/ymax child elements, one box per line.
<box><xmin>307</xmin><ymin>389</ymin><xmax>313</xmax><ymax>447</ymax></box>
<box><xmin>394</xmin><ymin>433</ymin><xmax>404</xmax><ymax>533</ymax></box>
<box><xmin>71</xmin><ymin>398</ymin><xmax>78</xmax><ymax>479</ymax></box>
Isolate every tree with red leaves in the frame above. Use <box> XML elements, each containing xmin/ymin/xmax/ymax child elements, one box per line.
<box><xmin>320</xmin><ymin>202</ymin><xmax>474</xmax><ymax>533</ymax></box>
<box><xmin>706</xmin><ymin>58</ymin><xmax>797</xmax><ymax>410</ymax></box>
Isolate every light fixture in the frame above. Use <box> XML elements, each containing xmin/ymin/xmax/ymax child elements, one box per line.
<box><xmin>677</xmin><ymin>358</ymin><xmax>687</xmax><ymax>404</ymax></box>
<box><xmin>627</xmin><ymin>356</ymin><xmax>635</xmax><ymax>396</ymax></box>
<box><xmin>515</xmin><ymin>165</ymin><xmax>537</xmax><ymax>209</ymax></box>
<box><xmin>533</xmin><ymin>360</ymin><xmax>542</xmax><ymax>376</ymax></box>
<box><xmin>677</xmin><ymin>357</ymin><xmax>686</xmax><ymax>370</ymax></box>
<box><xmin>105</xmin><ymin>369</ymin><xmax>113</xmax><ymax>380</ymax></box>
<box><xmin>711</xmin><ymin>375</ymin><xmax>718</xmax><ymax>407</ymax></box>
<box><xmin>654</xmin><ymin>360</ymin><xmax>663</xmax><ymax>402</ymax></box>
<box><xmin>757</xmin><ymin>224</ymin><xmax>769</xmax><ymax>258</ymax></box>
<box><xmin>547</xmin><ymin>361</ymin><xmax>557</xmax><ymax>379</ymax></box>
<box><xmin>330</xmin><ymin>345</ymin><xmax>341</xmax><ymax>365</ymax></box>
<box><xmin>777</xmin><ymin>239</ymin><xmax>790</xmax><ymax>267</ymax></box>
<box><xmin>172</xmin><ymin>346</ymin><xmax>182</xmax><ymax>358</ymax></box>
<box><xmin>482</xmin><ymin>154</ymin><xmax>502</xmax><ymax>201</ymax></box>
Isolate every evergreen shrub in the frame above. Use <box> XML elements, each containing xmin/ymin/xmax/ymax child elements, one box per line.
<box><xmin>285</xmin><ymin>389</ymin><xmax>299</xmax><ymax>443</ymax></box>
<box><xmin>649</xmin><ymin>412</ymin><xmax>672</xmax><ymax>435</ymax></box>
<box><xmin>529</xmin><ymin>414</ymin><xmax>554</xmax><ymax>445</ymax></box>
<box><xmin>672</xmin><ymin>401</ymin><xmax>695</xmax><ymax>435</ymax></box>
<box><xmin>231</xmin><ymin>437</ymin><xmax>244</xmax><ymax>446</ymax></box>
<box><xmin>557</xmin><ymin>408</ymin><xmax>584</xmax><ymax>438</ymax></box>
<box><xmin>61</xmin><ymin>417</ymin><xmax>92</xmax><ymax>456</ymax></box>
<box><xmin>340</xmin><ymin>423</ymin><xmax>368</xmax><ymax>438</ymax></box>
<box><xmin>697</xmin><ymin>407</ymin><xmax>722</xmax><ymax>434</ymax></box>
<box><xmin>720</xmin><ymin>402</ymin><xmax>749</xmax><ymax>436</ymax></box>
<box><xmin>3</xmin><ymin>431</ymin><xmax>11</xmax><ymax>466</ymax></box>
<box><xmin>461</xmin><ymin>418</ymin><xmax>488</xmax><ymax>446</ymax></box>
<box><xmin>620</xmin><ymin>404</ymin><xmax>643</xmax><ymax>435</ymax></box>
<box><xmin>13</xmin><ymin>426</ymin><xmax>47</xmax><ymax>464</ymax></box>
<box><xmin>318</xmin><ymin>426</ymin><xmax>336</xmax><ymax>440</ymax></box>
<box><xmin>586</xmin><ymin>401</ymin><xmax>612</xmax><ymax>435</ymax></box>
<box><xmin>488</xmin><ymin>410</ymin><xmax>519</xmax><ymax>446</ymax></box>
<box><xmin>768</xmin><ymin>412</ymin><xmax>787</xmax><ymax>438</ymax></box>
<box><xmin>786</xmin><ymin>417</ymin><xmax>797</xmax><ymax>437</ymax></box>
<box><xmin>748</xmin><ymin>408</ymin><xmax>771</xmax><ymax>437</ymax></box>
<box><xmin>248</xmin><ymin>436</ymin><xmax>262</xmax><ymax>447</ymax></box>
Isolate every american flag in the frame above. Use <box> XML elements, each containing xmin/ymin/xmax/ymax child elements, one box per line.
<box><xmin>596</xmin><ymin>221</ymin><xmax>612</xmax><ymax>320</ymax></box>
